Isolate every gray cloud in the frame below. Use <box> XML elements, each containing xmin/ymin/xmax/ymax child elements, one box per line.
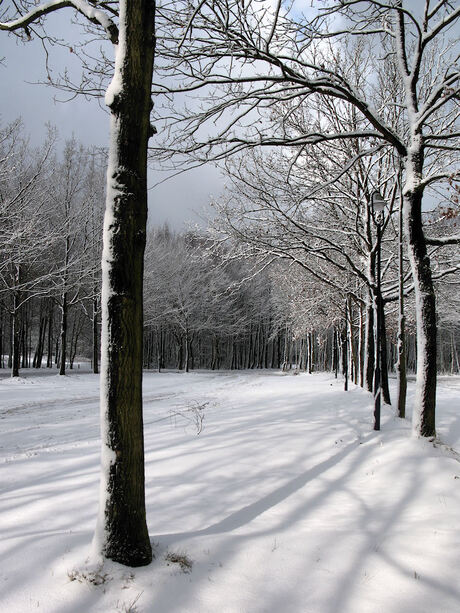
<box><xmin>1</xmin><ymin>23</ymin><xmax>223</xmax><ymax>230</ymax></box>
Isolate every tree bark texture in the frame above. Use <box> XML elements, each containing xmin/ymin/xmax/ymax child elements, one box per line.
<box><xmin>404</xmin><ymin>179</ymin><xmax>436</xmax><ymax>437</ymax></box>
<box><xmin>96</xmin><ymin>0</ymin><xmax>155</xmax><ymax>567</ymax></box>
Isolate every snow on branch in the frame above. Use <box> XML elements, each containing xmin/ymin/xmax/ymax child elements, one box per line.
<box><xmin>0</xmin><ymin>0</ymin><xmax>119</xmax><ymax>44</ymax></box>
<box><xmin>426</xmin><ymin>235</ymin><xmax>460</xmax><ymax>246</ymax></box>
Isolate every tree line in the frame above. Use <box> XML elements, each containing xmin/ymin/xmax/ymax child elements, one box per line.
<box><xmin>0</xmin><ymin>121</ymin><xmax>105</xmax><ymax>375</ymax></box>
<box><xmin>1</xmin><ymin>120</ymin><xmax>458</xmax><ymax>388</ymax></box>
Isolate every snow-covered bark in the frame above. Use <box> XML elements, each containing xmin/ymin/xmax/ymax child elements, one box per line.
<box><xmin>403</xmin><ymin>144</ymin><xmax>436</xmax><ymax>437</ymax></box>
<box><xmin>396</xmin><ymin>196</ymin><xmax>407</xmax><ymax>419</ymax></box>
<box><xmin>2</xmin><ymin>0</ymin><xmax>155</xmax><ymax>564</ymax></box>
<box><xmin>94</xmin><ymin>0</ymin><xmax>156</xmax><ymax>567</ymax></box>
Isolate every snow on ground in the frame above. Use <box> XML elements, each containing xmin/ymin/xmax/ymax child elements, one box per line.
<box><xmin>0</xmin><ymin>369</ymin><xmax>459</xmax><ymax>613</ymax></box>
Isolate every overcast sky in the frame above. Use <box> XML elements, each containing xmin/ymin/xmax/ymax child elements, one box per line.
<box><xmin>0</xmin><ymin>17</ymin><xmax>224</xmax><ymax>231</ymax></box>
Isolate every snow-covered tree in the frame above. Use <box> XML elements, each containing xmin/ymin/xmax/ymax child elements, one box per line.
<box><xmin>154</xmin><ymin>0</ymin><xmax>460</xmax><ymax>437</ymax></box>
<box><xmin>1</xmin><ymin>0</ymin><xmax>155</xmax><ymax>566</ymax></box>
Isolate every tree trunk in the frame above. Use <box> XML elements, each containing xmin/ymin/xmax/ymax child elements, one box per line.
<box><xmin>396</xmin><ymin>197</ymin><xmax>407</xmax><ymax>418</ymax></box>
<box><xmin>176</xmin><ymin>336</ymin><xmax>184</xmax><ymax>370</ymax></box>
<box><xmin>358</xmin><ymin>301</ymin><xmax>364</xmax><ymax>388</ymax></box>
<box><xmin>93</xmin><ymin>297</ymin><xmax>99</xmax><ymax>374</ymax></box>
<box><xmin>11</xmin><ymin>302</ymin><xmax>20</xmax><ymax>378</ymax></box>
<box><xmin>94</xmin><ymin>0</ymin><xmax>155</xmax><ymax>567</ymax></box>
<box><xmin>347</xmin><ymin>295</ymin><xmax>358</xmax><ymax>385</ymax></box>
<box><xmin>11</xmin><ymin>265</ymin><xmax>21</xmax><ymax>378</ymax></box>
<box><xmin>380</xmin><ymin>299</ymin><xmax>391</xmax><ymax>405</ymax></box>
<box><xmin>451</xmin><ymin>333</ymin><xmax>459</xmax><ymax>374</ymax></box>
<box><xmin>342</xmin><ymin>323</ymin><xmax>348</xmax><ymax>392</ymax></box>
<box><xmin>364</xmin><ymin>297</ymin><xmax>374</xmax><ymax>392</ymax></box>
<box><xmin>307</xmin><ymin>331</ymin><xmax>313</xmax><ymax>374</ymax></box>
<box><xmin>404</xmin><ymin>155</ymin><xmax>436</xmax><ymax>437</ymax></box>
<box><xmin>333</xmin><ymin>327</ymin><xmax>339</xmax><ymax>378</ymax></box>
<box><xmin>47</xmin><ymin>304</ymin><xmax>53</xmax><ymax>368</ymax></box>
<box><xmin>34</xmin><ymin>309</ymin><xmax>47</xmax><ymax>369</ymax></box>
<box><xmin>342</xmin><ymin>301</ymin><xmax>348</xmax><ymax>391</ymax></box>
<box><xmin>21</xmin><ymin>316</ymin><xmax>27</xmax><ymax>368</ymax></box>
<box><xmin>211</xmin><ymin>335</ymin><xmax>218</xmax><ymax>370</ymax></box>
<box><xmin>184</xmin><ymin>332</ymin><xmax>190</xmax><ymax>373</ymax></box>
<box><xmin>0</xmin><ymin>309</ymin><xmax>3</xmax><ymax>368</ymax></box>
<box><xmin>69</xmin><ymin>312</ymin><xmax>82</xmax><ymax>369</ymax></box>
<box><xmin>59</xmin><ymin>292</ymin><xmax>67</xmax><ymax>376</ymax></box>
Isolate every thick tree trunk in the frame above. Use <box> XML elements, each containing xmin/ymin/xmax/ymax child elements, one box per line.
<box><xmin>95</xmin><ymin>0</ymin><xmax>155</xmax><ymax>567</ymax></box>
<box><xmin>403</xmin><ymin>146</ymin><xmax>436</xmax><ymax>437</ymax></box>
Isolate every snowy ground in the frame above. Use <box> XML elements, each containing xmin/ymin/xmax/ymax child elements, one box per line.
<box><xmin>1</xmin><ymin>368</ymin><xmax>459</xmax><ymax>613</ymax></box>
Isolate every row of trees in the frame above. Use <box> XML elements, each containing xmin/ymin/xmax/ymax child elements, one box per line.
<box><xmin>3</xmin><ymin>194</ymin><xmax>458</xmax><ymax>382</ymax></box>
<box><xmin>152</xmin><ymin>0</ymin><xmax>460</xmax><ymax>439</ymax></box>
<box><xmin>142</xmin><ymin>225</ymin><xmax>459</xmax><ymax>382</ymax></box>
<box><xmin>0</xmin><ymin>121</ymin><xmax>104</xmax><ymax>376</ymax></box>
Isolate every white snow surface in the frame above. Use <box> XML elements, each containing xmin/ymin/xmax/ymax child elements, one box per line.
<box><xmin>1</xmin><ymin>369</ymin><xmax>460</xmax><ymax>613</ymax></box>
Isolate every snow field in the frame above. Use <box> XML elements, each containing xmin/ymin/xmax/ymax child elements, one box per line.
<box><xmin>0</xmin><ymin>370</ymin><xmax>459</xmax><ymax>612</ymax></box>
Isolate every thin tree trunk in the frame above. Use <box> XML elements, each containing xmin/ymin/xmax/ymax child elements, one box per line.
<box><xmin>451</xmin><ymin>333</ymin><xmax>459</xmax><ymax>374</ymax></box>
<box><xmin>47</xmin><ymin>304</ymin><xmax>53</xmax><ymax>368</ymax></box>
<box><xmin>358</xmin><ymin>301</ymin><xmax>365</xmax><ymax>387</ymax></box>
<box><xmin>59</xmin><ymin>292</ymin><xmax>67</xmax><ymax>376</ymax></box>
<box><xmin>11</xmin><ymin>265</ymin><xmax>21</xmax><ymax>378</ymax></box>
<box><xmin>380</xmin><ymin>299</ymin><xmax>391</xmax><ymax>405</ymax></box>
<box><xmin>93</xmin><ymin>297</ymin><xmax>99</xmax><ymax>374</ymax></box>
<box><xmin>333</xmin><ymin>327</ymin><xmax>339</xmax><ymax>379</ymax></box>
<box><xmin>21</xmin><ymin>316</ymin><xmax>27</xmax><ymax>368</ymax></box>
<box><xmin>33</xmin><ymin>312</ymin><xmax>47</xmax><ymax>368</ymax></box>
<box><xmin>184</xmin><ymin>332</ymin><xmax>190</xmax><ymax>373</ymax></box>
<box><xmin>396</xmin><ymin>192</ymin><xmax>407</xmax><ymax>418</ymax></box>
<box><xmin>347</xmin><ymin>295</ymin><xmax>358</xmax><ymax>385</ymax></box>
<box><xmin>342</xmin><ymin>302</ymin><xmax>348</xmax><ymax>391</ymax></box>
<box><xmin>11</xmin><ymin>303</ymin><xmax>20</xmax><ymax>377</ymax></box>
<box><xmin>364</xmin><ymin>297</ymin><xmax>374</xmax><ymax>392</ymax></box>
<box><xmin>0</xmin><ymin>309</ymin><xmax>3</xmax><ymax>368</ymax></box>
<box><xmin>308</xmin><ymin>331</ymin><xmax>313</xmax><ymax>374</ymax></box>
